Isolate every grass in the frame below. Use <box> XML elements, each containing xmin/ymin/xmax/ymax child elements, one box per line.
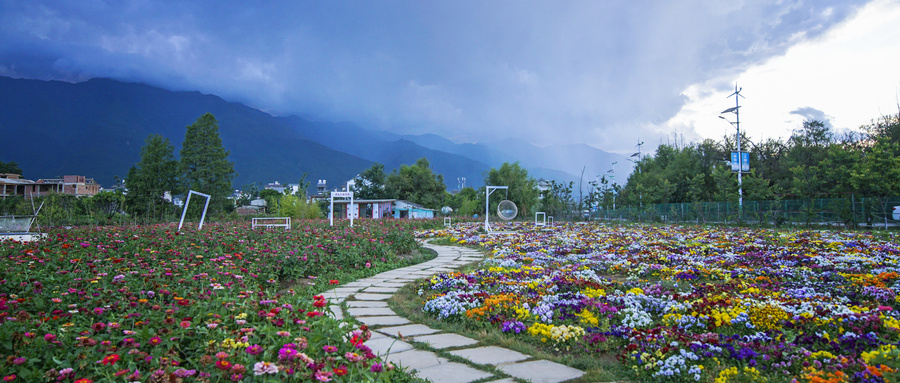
<box><xmin>388</xmin><ymin>261</ymin><xmax>633</xmax><ymax>383</ymax></box>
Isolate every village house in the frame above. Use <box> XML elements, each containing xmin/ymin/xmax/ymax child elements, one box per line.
<box><xmin>0</xmin><ymin>174</ymin><xmax>100</xmax><ymax>198</ymax></box>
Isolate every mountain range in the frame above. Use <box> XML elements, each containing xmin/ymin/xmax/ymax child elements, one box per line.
<box><xmin>0</xmin><ymin>76</ymin><xmax>625</xmax><ymax>193</ymax></box>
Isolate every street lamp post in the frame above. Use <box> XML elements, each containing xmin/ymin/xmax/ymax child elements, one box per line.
<box><xmin>610</xmin><ymin>161</ymin><xmax>617</xmax><ymax>211</ymax></box>
<box><xmin>720</xmin><ymin>84</ymin><xmax>745</xmax><ymax>219</ymax></box>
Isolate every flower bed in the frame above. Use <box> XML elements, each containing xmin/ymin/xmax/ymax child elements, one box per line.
<box><xmin>417</xmin><ymin>222</ymin><xmax>900</xmax><ymax>382</ymax></box>
<box><xmin>0</xmin><ymin>220</ymin><xmax>433</xmax><ymax>382</ymax></box>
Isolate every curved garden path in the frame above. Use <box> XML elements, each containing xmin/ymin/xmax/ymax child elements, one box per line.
<box><xmin>320</xmin><ymin>241</ymin><xmax>585</xmax><ymax>383</ymax></box>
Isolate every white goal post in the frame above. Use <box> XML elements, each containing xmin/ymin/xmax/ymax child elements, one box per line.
<box><xmin>178</xmin><ymin>190</ymin><xmax>211</xmax><ymax>231</ymax></box>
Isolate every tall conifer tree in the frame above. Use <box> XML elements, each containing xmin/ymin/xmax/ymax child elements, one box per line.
<box><xmin>125</xmin><ymin>134</ymin><xmax>179</xmax><ymax>220</ymax></box>
<box><xmin>179</xmin><ymin>113</ymin><xmax>236</xmax><ymax>213</ymax></box>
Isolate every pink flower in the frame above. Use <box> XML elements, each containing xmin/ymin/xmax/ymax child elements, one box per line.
<box><xmin>179</xmin><ymin>321</ymin><xmax>191</xmax><ymax>328</ymax></box>
<box><xmin>3</xmin><ymin>375</ymin><xmax>16</xmax><ymax>382</ymax></box>
<box><xmin>314</xmin><ymin>370</ymin><xmax>333</xmax><ymax>381</ymax></box>
<box><xmin>322</xmin><ymin>345</ymin><xmax>337</xmax><ymax>353</ymax></box>
<box><xmin>252</xmin><ymin>361</ymin><xmax>278</xmax><ymax>375</ymax></box>
<box><xmin>44</xmin><ymin>333</ymin><xmax>56</xmax><ymax>342</ymax></box>
<box><xmin>345</xmin><ymin>352</ymin><xmax>365</xmax><ymax>363</ymax></box>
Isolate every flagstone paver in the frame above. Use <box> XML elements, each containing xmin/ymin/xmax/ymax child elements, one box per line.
<box><xmin>448</xmin><ymin>346</ymin><xmax>530</xmax><ymax>366</ymax></box>
<box><xmin>364</xmin><ymin>286</ymin><xmax>400</xmax><ymax>293</ymax></box>
<box><xmin>356</xmin><ymin>316</ymin><xmax>411</xmax><ymax>326</ymax></box>
<box><xmin>413</xmin><ymin>362</ymin><xmax>494</xmax><ymax>383</ymax></box>
<box><xmin>376</xmin><ymin>323</ymin><xmax>441</xmax><ymax>337</ymax></box>
<box><xmin>497</xmin><ymin>360</ymin><xmax>586</xmax><ymax>383</ymax></box>
<box><xmin>410</xmin><ymin>333</ymin><xmax>478</xmax><ymax>349</ymax></box>
<box><xmin>353</xmin><ymin>293</ymin><xmax>393</xmax><ymax>301</ymax></box>
<box><xmin>383</xmin><ymin>349</ymin><xmax>450</xmax><ymax>371</ymax></box>
<box><xmin>365</xmin><ymin>337</ymin><xmax>415</xmax><ymax>354</ymax></box>
<box><xmin>346</xmin><ymin>307</ymin><xmax>397</xmax><ymax>316</ymax></box>
<box><xmin>328</xmin><ymin>241</ymin><xmax>586</xmax><ymax>383</ymax></box>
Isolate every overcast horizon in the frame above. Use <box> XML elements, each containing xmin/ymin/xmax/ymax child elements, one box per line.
<box><xmin>2</xmin><ymin>0</ymin><xmax>899</xmax><ymax>155</ymax></box>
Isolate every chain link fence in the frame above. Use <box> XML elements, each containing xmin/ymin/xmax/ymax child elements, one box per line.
<box><xmin>594</xmin><ymin>196</ymin><xmax>900</xmax><ymax>228</ymax></box>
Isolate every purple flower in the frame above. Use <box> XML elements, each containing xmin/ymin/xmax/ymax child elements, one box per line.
<box><xmin>245</xmin><ymin>344</ymin><xmax>263</xmax><ymax>355</ymax></box>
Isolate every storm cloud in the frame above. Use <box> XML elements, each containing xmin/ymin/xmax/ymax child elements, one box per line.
<box><xmin>0</xmin><ymin>1</ymin><xmax>871</xmax><ymax>153</ymax></box>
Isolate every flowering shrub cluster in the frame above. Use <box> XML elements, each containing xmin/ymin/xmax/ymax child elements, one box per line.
<box><xmin>0</xmin><ymin>220</ymin><xmax>431</xmax><ymax>382</ymax></box>
<box><xmin>418</xmin><ymin>222</ymin><xmax>900</xmax><ymax>382</ymax></box>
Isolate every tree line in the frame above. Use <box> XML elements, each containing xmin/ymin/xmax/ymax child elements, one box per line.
<box><xmin>614</xmin><ymin>112</ymin><xmax>900</xmax><ymax>222</ymax></box>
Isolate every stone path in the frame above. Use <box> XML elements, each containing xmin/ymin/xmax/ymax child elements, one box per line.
<box><xmin>321</xmin><ymin>242</ymin><xmax>585</xmax><ymax>383</ymax></box>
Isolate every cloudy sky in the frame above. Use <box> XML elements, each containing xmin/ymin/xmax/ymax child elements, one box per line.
<box><xmin>2</xmin><ymin>0</ymin><xmax>898</xmax><ymax>154</ymax></box>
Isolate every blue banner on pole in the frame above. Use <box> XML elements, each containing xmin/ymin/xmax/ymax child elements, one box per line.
<box><xmin>731</xmin><ymin>151</ymin><xmax>750</xmax><ymax>172</ymax></box>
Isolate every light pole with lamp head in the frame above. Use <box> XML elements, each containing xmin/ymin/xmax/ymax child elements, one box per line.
<box><xmin>720</xmin><ymin>83</ymin><xmax>745</xmax><ymax>219</ymax></box>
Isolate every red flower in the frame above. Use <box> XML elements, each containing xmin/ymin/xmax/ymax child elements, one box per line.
<box><xmin>74</xmin><ymin>380</ymin><xmax>92</xmax><ymax>383</ymax></box>
<box><xmin>215</xmin><ymin>360</ymin><xmax>232</xmax><ymax>371</ymax></box>
<box><xmin>100</xmin><ymin>354</ymin><xmax>120</xmax><ymax>365</ymax></box>
<box><xmin>333</xmin><ymin>365</ymin><xmax>348</xmax><ymax>376</ymax></box>
<box><xmin>306</xmin><ymin>311</ymin><xmax>323</xmax><ymax>318</ymax></box>
<box><xmin>329</xmin><ymin>280</ymin><xmax>339</xmax><ymax>285</ymax></box>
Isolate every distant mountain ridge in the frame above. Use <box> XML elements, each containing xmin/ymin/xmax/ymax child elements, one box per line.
<box><xmin>0</xmin><ymin>76</ymin><xmax>622</xmax><ymax>193</ymax></box>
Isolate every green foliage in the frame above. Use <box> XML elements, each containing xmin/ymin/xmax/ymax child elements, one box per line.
<box><xmin>484</xmin><ymin>162</ymin><xmax>538</xmax><ymax>216</ymax></box>
<box><xmin>259</xmin><ymin>188</ymin><xmax>282</xmax><ymax>214</ymax></box>
<box><xmin>125</xmin><ymin>134</ymin><xmax>179</xmax><ymax>221</ymax></box>
<box><xmin>92</xmin><ymin>190</ymin><xmax>126</xmax><ymax>217</ymax></box>
<box><xmin>352</xmin><ymin>163</ymin><xmax>395</xmax><ymax>199</ymax></box>
<box><xmin>541</xmin><ymin>180</ymin><xmax>576</xmax><ymax>219</ymax></box>
<box><xmin>385</xmin><ymin>158</ymin><xmax>446</xmax><ymax>209</ymax></box>
<box><xmin>179</xmin><ymin>113</ymin><xmax>236</xmax><ymax>215</ymax></box>
<box><xmin>850</xmin><ymin>137</ymin><xmax>900</xmax><ymax>227</ymax></box>
<box><xmin>447</xmin><ymin>187</ymin><xmax>481</xmax><ymax>217</ymax></box>
<box><xmin>0</xmin><ymin>160</ymin><xmax>22</xmax><ymax>176</ymax></box>
<box><xmin>275</xmin><ymin>193</ymin><xmax>323</xmax><ymax>219</ymax></box>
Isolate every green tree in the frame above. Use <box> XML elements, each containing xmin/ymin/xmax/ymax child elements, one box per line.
<box><xmin>484</xmin><ymin>162</ymin><xmax>538</xmax><ymax>216</ymax></box>
<box><xmin>125</xmin><ymin>134</ymin><xmax>179</xmax><ymax>221</ymax></box>
<box><xmin>447</xmin><ymin>187</ymin><xmax>480</xmax><ymax>217</ymax></box>
<box><xmin>385</xmin><ymin>158</ymin><xmax>446</xmax><ymax>209</ymax></box>
<box><xmin>92</xmin><ymin>190</ymin><xmax>126</xmax><ymax>217</ymax></box>
<box><xmin>541</xmin><ymin>180</ymin><xmax>576</xmax><ymax>220</ymax></box>
<box><xmin>259</xmin><ymin>189</ymin><xmax>283</xmax><ymax>214</ymax></box>
<box><xmin>850</xmin><ymin>137</ymin><xmax>900</xmax><ymax>228</ymax></box>
<box><xmin>180</xmin><ymin>113</ymin><xmax>236</xmax><ymax>214</ymax></box>
<box><xmin>0</xmin><ymin>161</ymin><xmax>23</xmax><ymax>176</ymax></box>
<box><xmin>275</xmin><ymin>194</ymin><xmax>322</xmax><ymax>219</ymax></box>
<box><xmin>352</xmin><ymin>163</ymin><xmax>394</xmax><ymax>199</ymax></box>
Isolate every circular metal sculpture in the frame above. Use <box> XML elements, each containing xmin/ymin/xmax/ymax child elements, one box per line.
<box><xmin>497</xmin><ymin>200</ymin><xmax>518</xmax><ymax>221</ymax></box>
<box><xmin>441</xmin><ymin>206</ymin><xmax>453</xmax><ymax>215</ymax></box>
